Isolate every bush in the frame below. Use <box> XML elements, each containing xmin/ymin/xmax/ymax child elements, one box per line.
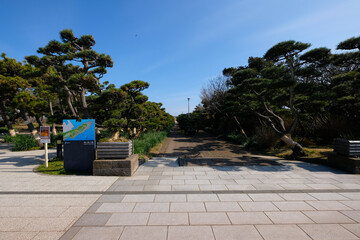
<box><xmin>4</xmin><ymin>134</ymin><xmax>15</xmax><ymax>143</ymax></box>
<box><xmin>49</xmin><ymin>133</ymin><xmax>64</xmax><ymax>148</ymax></box>
<box><xmin>134</xmin><ymin>131</ymin><xmax>167</xmax><ymax>155</ymax></box>
<box><xmin>0</xmin><ymin>127</ymin><xmax>9</xmax><ymax>134</ymax></box>
<box><xmin>12</xmin><ymin>135</ymin><xmax>38</xmax><ymax>151</ymax></box>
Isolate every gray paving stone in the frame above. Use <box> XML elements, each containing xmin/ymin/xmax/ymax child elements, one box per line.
<box><xmin>342</xmin><ymin>224</ymin><xmax>360</xmax><ymax>238</ymax></box>
<box><xmin>226</xmin><ymin>184</ymin><xmax>256</xmax><ymax>190</ymax></box>
<box><xmin>187</xmin><ymin>194</ymin><xmax>219</xmax><ymax>202</ymax></box>
<box><xmin>74</xmin><ymin>213</ymin><xmax>112</xmax><ymax>226</ymax></box>
<box><xmin>106</xmin><ymin>213</ymin><xmax>149</xmax><ymax>225</ymax></box>
<box><xmin>168</xmin><ymin>226</ymin><xmax>215</xmax><ymax>240</ymax></box>
<box><xmin>256</xmin><ymin>224</ymin><xmax>311</xmax><ymax>240</ymax></box>
<box><xmin>33</xmin><ymin>231</ymin><xmax>64</xmax><ymax>240</ymax></box>
<box><xmin>310</xmin><ymin>192</ymin><xmax>349</xmax><ymax>200</ymax></box>
<box><xmin>265</xmin><ymin>211</ymin><xmax>313</xmax><ymax>224</ymax></box>
<box><xmin>340</xmin><ymin>192</ymin><xmax>360</xmax><ymax>200</ymax></box>
<box><xmin>143</xmin><ymin>185</ymin><xmax>172</xmax><ymax>191</ymax></box>
<box><xmin>122</xmin><ymin>194</ymin><xmax>155</xmax><ymax>203</ymax></box>
<box><xmin>299</xmin><ymin>223</ymin><xmax>359</xmax><ymax>240</ymax></box>
<box><xmin>148</xmin><ymin>213</ymin><xmax>188</xmax><ymax>225</ymax></box>
<box><xmin>154</xmin><ymin>194</ymin><xmax>187</xmax><ymax>202</ymax></box>
<box><xmin>189</xmin><ymin>212</ymin><xmax>230</xmax><ymax>225</ymax></box>
<box><xmin>172</xmin><ymin>184</ymin><xmax>199</xmax><ymax>191</ymax></box>
<box><xmin>249</xmin><ymin>193</ymin><xmax>283</xmax><ymax>201</ymax></box>
<box><xmin>96</xmin><ymin>203</ymin><xmax>136</xmax><ymax>213</ymax></box>
<box><xmin>341</xmin><ymin>201</ymin><xmax>360</xmax><ymax>210</ymax></box>
<box><xmin>205</xmin><ymin>202</ymin><xmax>242</xmax><ymax>212</ymax></box>
<box><xmin>212</xmin><ymin>225</ymin><xmax>263</xmax><ymax>240</ymax></box>
<box><xmin>199</xmin><ymin>184</ymin><xmax>228</xmax><ymax>191</ymax></box>
<box><xmin>120</xmin><ymin>226</ymin><xmax>167</xmax><ymax>240</ymax></box>
<box><xmin>279</xmin><ymin>193</ymin><xmax>317</xmax><ymax>201</ymax></box>
<box><xmin>217</xmin><ymin>193</ymin><xmax>252</xmax><ymax>202</ymax></box>
<box><xmin>133</xmin><ymin>202</ymin><xmax>169</xmax><ymax>212</ymax></box>
<box><xmin>303</xmin><ymin>211</ymin><xmax>355</xmax><ymax>223</ymax></box>
<box><xmin>86</xmin><ymin>202</ymin><xmax>102</xmax><ymax>213</ymax></box>
<box><xmin>239</xmin><ymin>201</ymin><xmax>279</xmax><ymax>211</ymax></box>
<box><xmin>73</xmin><ymin>226</ymin><xmax>123</xmax><ymax>240</ymax></box>
<box><xmin>185</xmin><ymin>179</ymin><xmax>211</xmax><ymax>184</ymax></box>
<box><xmin>170</xmin><ymin>202</ymin><xmax>206</xmax><ymax>212</ymax></box>
<box><xmin>306</xmin><ymin>200</ymin><xmax>352</xmax><ymax>210</ymax></box>
<box><xmin>273</xmin><ymin>201</ymin><xmax>315</xmax><ymax>211</ymax></box>
<box><xmin>341</xmin><ymin>210</ymin><xmax>360</xmax><ymax>222</ymax></box>
<box><xmin>59</xmin><ymin>227</ymin><xmax>81</xmax><ymax>240</ymax></box>
<box><xmin>97</xmin><ymin>194</ymin><xmax>125</xmax><ymax>203</ymax></box>
<box><xmin>227</xmin><ymin>212</ymin><xmax>272</xmax><ymax>224</ymax></box>
<box><xmin>0</xmin><ymin>232</ymin><xmax>38</xmax><ymax>240</ymax></box>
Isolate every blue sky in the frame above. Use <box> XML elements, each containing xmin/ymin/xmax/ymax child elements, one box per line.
<box><xmin>1</xmin><ymin>0</ymin><xmax>360</xmax><ymax>115</ymax></box>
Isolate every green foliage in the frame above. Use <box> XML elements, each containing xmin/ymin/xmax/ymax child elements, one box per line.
<box><xmin>37</xmin><ymin>158</ymin><xmax>66</xmax><ymax>175</ymax></box>
<box><xmin>11</xmin><ymin>135</ymin><xmax>38</xmax><ymax>151</ymax></box>
<box><xmin>0</xmin><ymin>127</ymin><xmax>8</xmax><ymax>133</ymax></box>
<box><xmin>4</xmin><ymin>134</ymin><xmax>15</xmax><ymax>143</ymax></box>
<box><xmin>134</xmin><ymin>131</ymin><xmax>167</xmax><ymax>155</ymax></box>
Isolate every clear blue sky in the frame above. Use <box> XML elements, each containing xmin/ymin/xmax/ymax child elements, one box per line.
<box><xmin>1</xmin><ymin>0</ymin><xmax>360</xmax><ymax>115</ymax></box>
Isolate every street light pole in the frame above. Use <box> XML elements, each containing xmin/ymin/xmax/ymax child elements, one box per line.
<box><xmin>187</xmin><ymin>98</ymin><xmax>190</xmax><ymax>117</ymax></box>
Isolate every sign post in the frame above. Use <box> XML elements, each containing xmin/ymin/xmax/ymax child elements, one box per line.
<box><xmin>40</xmin><ymin>126</ymin><xmax>51</xmax><ymax>168</ymax></box>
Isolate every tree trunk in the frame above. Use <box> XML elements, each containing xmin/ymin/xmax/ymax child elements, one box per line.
<box><xmin>280</xmin><ymin>134</ymin><xmax>305</xmax><ymax>156</ymax></box>
<box><xmin>35</xmin><ymin>115</ymin><xmax>43</xmax><ymax>127</ymax></box>
<box><xmin>48</xmin><ymin>99</ymin><xmax>57</xmax><ymax>135</ymax></box>
<box><xmin>80</xmin><ymin>88</ymin><xmax>91</xmax><ymax>119</ymax></box>
<box><xmin>109</xmin><ymin>131</ymin><xmax>120</xmax><ymax>141</ymax></box>
<box><xmin>63</xmin><ymin>85</ymin><xmax>77</xmax><ymax>117</ymax></box>
<box><xmin>0</xmin><ymin>100</ymin><xmax>16</xmax><ymax>136</ymax></box>
<box><xmin>22</xmin><ymin>110</ymin><xmax>42</xmax><ymax>147</ymax></box>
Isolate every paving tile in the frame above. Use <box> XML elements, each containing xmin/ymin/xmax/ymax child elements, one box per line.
<box><xmin>185</xmin><ymin>180</ymin><xmax>211</xmax><ymax>184</ymax></box>
<box><xmin>303</xmin><ymin>211</ymin><xmax>355</xmax><ymax>223</ymax></box>
<box><xmin>228</xmin><ymin>212</ymin><xmax>272</xmax><ymax>224</ymax></box>
<box><xmin>212</xmin><ymin>225</ymin><xmax>263</xmax><ymax>240</ymax></box>
<box><xmin>199</xmin><ymin>184</ymin><xmax>227</xmax><ymax>191</ymax></box>
<box><xmin>168</xmin><ymin>226</ymin><xmax>214</xmax><ymax>240</ymax></box>
<box><xmin>120</xmin><ymin>226</ymin><xmax>167</xmax><ymax>240</ymax></box>
<box><xmin>205</xmin><ymin>202</ymin><xmax>242</xmax><ymax>212</ymax></box>
<box><xmin>173</xmin><ymin>175</ymin><xmax>196</xmax><ymax>180</ymax></box>
<box><xmin>256</xmin><ymin>224</ymin><xmax>311</xmax><ymax>240</ymax></box>
<box><xmin>122</xmin><ymin>194</ymin><xmax>155</xmax><ymax>203</ymax></box>
<box><xmin>196</xmin><ymin>175</ymin><xmax>220</xmax><ymax>180</ymax></box>
<box><xmin>0</xmin><ymin>218</ymin><xmax>32</xmax><ymax>231</ymax></box>
<box><xmin>309</xmin><ymin>192</ymin><xmax>349</xmax><ymax>200</ymax></box>
<box><xmin>265</xmin><ymin>211</ymin><xmax>313</xmax><ymax>224</ymax></box>
<box><xmin>33</xmin><ymin>232</ymin><xmax>64</xmax><ymax>240</ymax></box>
<box><xmin>72</xmin><ymin>226</ymin><xmax>123</xmax><ymax>240</ymax></box>
<box><xmin>159</xmin><ymin>179</ymin><xmax>184</xmax><ymax>184</ymax></box>
<box><xmin>340</xmin><ymin>192</ymin><xmax>360</xmax><ymax>200</ymax></box>
<box><xmin>252</xmin><ymin>184</ymin><xmax>284</xmax><ymax>190</ymax></box>
<box><xmin>148</xmin><ymin>175</ymin><xmax>172</xmax><ymax>180</ymax></box>
<box><xmin>0</xmin><ymin>232</ymin><xmax>38</xmax><ymax>240</ymax></box>
<box><xmin>341</xmin><ymin>210</ymin><xmax>360</xmax><ymax>222</ymax></box>
<box><xmin>217</xmin><ymin>193</ymin><xmax>252</xmax><ymax>202</ymax></box>
<box><xmin>187</xmin><ymin>194</ymin><xmax>219</xmax><ymax>202</ymax></box>
<box><xmin>340</xmin><ymin>201</ymin><xmax>360</xmax><ymax>210</ymax></box>
<box><xmin>106</xmin><ymin>213</ymin><xmax>149</xmax><ymax>225</ymax></box>
<box><xmin>96</xmin><ymin>203</ymin><xmax>136</xmax><ymax>213</ymax></box>
<box><xmin>249</xmin><ymin>193</ymin><xmax>283</xmax><ymax>201</ymax></box>
<box><xmin>59</xmin><ymin>226</ymin><xmax>81</xmax><ymax>240</ymax></box>
<box><xmin>97</xmin><ymin>194</ymin><xmax>125</xmax><ymax>203</ymax></box>
<box><xmin>342</xmin><ymin>224</ymin><xmax>360</xmax><ymax>238</ymax></box>
<box><xmin>239</xmin><ymin>202</ymin><xmax>279</xmax><ymax>211</ymax></box>
<box><xmin>273</xmin><ymin>201</ymin><xmax>315</xmax><ymax>211</ymax></box>
<box><xmin>114</xmin><ymin>185</ymin><xmax>144</xmax><ymax>191</ymax></box>
<box><xmin>307</xmin><ymin>183</ymin><xmax>339</xmax><ymax>189</ymax></box>
<box><xmin>226</xmin><ymin>184</ymin><xmax>256</xmax><ymax>190</ymax></box>
<box><xmin>189</xmin><ymin>212</ymin><xmax>230</xmax><ymax>225</ymax></box>
<box><xmin>133</xmin><ymin>203</ymin><xmax>169</xmax><ymax>212</ymax></box>
<box><xmin>172</xmin><ymin>184</ymin><xmax>199</xmax><ymax>191</ymax></box>
<box><xmin>74</xmin><ymin>213</ymin><xmax>112</xmax><ymax>226</ymax></box>
<box><xmin>299</xmin><ymin>223</ymin><xmax>359</xmax><ymax>240</ymax></box>
<box><xmin>143</xmin><ymin>185</ymin><xmax>172</xmax><ymax>191</ymax></box>
<box><xmin>210</xmin><ymin>179</ymin><xmax>237</xmax><ymax>185</ymax></box>
<box><xmin>154</xmin><ymin>194</ymin><xmax>187</xmax><ymax>202</ymax></box>
<box><xmin>279</xmin><ymin>184</ymin><xmax>312</xmax><ymax>190</ymax></box>
<box><xmin>234</xmin><ymin>179</ymin><xmax>262</xmax><ymax>184</ymax></box>
<box><xmin>148</xmin><ymin>213</ymin><xmax>188</xmax><ymax>225</ymax></box>
<box><xmin>170</xmin><ymin>202</ymin><xmax>206</xmax><ymax>212</ymax></box>
<box><xmin>279</xmin><ymin>193</ymin><xmax>317</xmax><ymax>201</ymax></box>
<box><xmin>22</xmin><ymin>217</ymin><xmax>75</xmax><ymax>231</ymax></box>
<box><xmin>86</xmin><ymin>202</ymin><xmax>102</xmax><ymax>213</ymax></box>
<box><xmin>306</xmin><ymin>201</ymin><xmax>352</xmax><ymax>210</ymax></box>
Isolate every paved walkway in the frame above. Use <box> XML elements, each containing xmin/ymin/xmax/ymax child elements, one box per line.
<box><xmin>62</xmin><ymin>157</ymin><xmax>360</xmax><ymax>240</ymax></box>
<box><xmin>0</xmin><ymin>144</ymin><xmax>117</xmax><ymax>240</ymax></box>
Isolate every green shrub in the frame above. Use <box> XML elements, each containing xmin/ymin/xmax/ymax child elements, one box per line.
<box><xmin>134</xmin><ymin>131</ymin><xmax>167</xmax><ymax>155</ymax></box>
<box><xmin>4</xmin><ymin>134</ymin><xmax>15</xmax><ymax>143</ymax></box>
<box><xmin>0</xmin><ymin>127</ymin><xmax>9</xmax><ymax>134</ymax></box>
<box><xmin>49</xmin><ymin>133</ymin><xmax>63</xmax><ymax>148</ymax></box>
<box><xmin>12</xmin><ymin>135</ymin><xmax>38</xmax><ymax>151</ymax></box>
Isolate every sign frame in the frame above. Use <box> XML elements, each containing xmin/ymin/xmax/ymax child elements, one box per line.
<box><xmin>40</xmin><ymin>126</ymin><xmax>51</xmax><ymax>144</ymax></box>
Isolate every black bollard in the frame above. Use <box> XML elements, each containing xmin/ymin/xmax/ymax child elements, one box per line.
<box><xmin>57</xmin><ymin>140</ymin><xmax>63</xmax><ymax>158</ymax></box>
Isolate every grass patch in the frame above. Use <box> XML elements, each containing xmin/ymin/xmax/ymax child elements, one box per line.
<box><xmin>134</xmin><ymin>131</ymin><xmax>167</xmax><ymax>158</ymax></box>
<box><xmin>268</xmin><ymin>147</ymin><xmax>332</xmax><ymax>160</ymax></box>
<box><xmin>37</xmin><ymin>158</ymin><xmax>66</xmax><ymax>175</ymax></box>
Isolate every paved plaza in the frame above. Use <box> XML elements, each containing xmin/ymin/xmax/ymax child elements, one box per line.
<box><xmin>1</xmin><ymin>144</ymin><xmax>360</xmax><ymax>239</ymax></box>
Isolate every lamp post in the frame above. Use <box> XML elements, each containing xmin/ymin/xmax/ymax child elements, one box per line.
<box><xmin>187</xmin><ymin>98</ymin><xmax>190</xmax><ymax>117</ymax></box>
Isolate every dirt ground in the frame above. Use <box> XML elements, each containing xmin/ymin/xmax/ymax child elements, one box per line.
<box><xmin>158</xmin><ymin>125</ymin><xmax>281</xmax><ymax>166</ymax></box>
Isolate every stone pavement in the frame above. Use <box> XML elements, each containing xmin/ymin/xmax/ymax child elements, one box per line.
<box><xmin>0</xmin><ymin>145</ymin><xmax>118</xmax><ymax>240</ymax></box>
<box><xmin>62</xmin><ymin>157</ymin><xmax>360</xmax><ymax>240</ymax></box>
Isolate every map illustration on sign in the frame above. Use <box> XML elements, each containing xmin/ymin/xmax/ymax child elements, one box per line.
<box><xmin>63</xmin><ymin>119</ymin><xmax>95</xmax><ymax>141</ymax></box>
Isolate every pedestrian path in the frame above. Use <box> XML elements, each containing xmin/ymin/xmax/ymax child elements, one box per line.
<box><xmin>62</xmin><ymin>156</ymin><xmax>360</xmax><ymax>240</ymax></box>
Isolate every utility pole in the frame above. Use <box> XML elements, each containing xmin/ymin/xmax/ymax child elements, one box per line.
<box><xmin>187</xmin><ymin>98</ymin><xmax>190</xmax><ymax>117</ymax></box>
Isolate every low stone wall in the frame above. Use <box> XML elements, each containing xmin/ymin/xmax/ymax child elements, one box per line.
<box><xmin>96</xmin><ymin>141</ymin><xmax>133</xmax><ymax>159</ymax></box>
<box><xmin>93</xmin><ymin>154</ymin><xmax>139</xmax><ymax>176</ymax></box>
<box><xmin>327</xmin><ymin>152</ymin><xmax>360</xmax><ymax>174</ymax></box>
